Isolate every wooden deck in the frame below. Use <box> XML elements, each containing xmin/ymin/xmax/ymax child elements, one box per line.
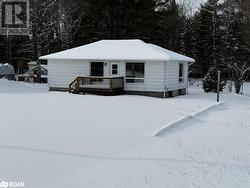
<box><xmin>69</xmin><ymin>76</ymin><xmax>124</xmax><ymax>95</ymax></box>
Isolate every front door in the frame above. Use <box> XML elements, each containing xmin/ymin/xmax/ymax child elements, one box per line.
<box><xmin>91</xmin><ymin>62</ymin><xmax>104</xmax><ymax>76</ymax></box>
<box><xmin>111</xmin><ymin>63</ymin><xmax>119</xmax><ymax>76</ymax></box>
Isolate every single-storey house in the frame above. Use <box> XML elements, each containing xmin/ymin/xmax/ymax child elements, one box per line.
<box><xmin>40</xmin><ymin>39</ymin><xmax>195</xmax><ymax>98</ymax></box>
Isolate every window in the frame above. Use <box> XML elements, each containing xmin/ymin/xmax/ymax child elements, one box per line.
<box><xmin>179</xmin><ymin>63</ymin><xmax>184</xmax><ymax>82</ymax></box>
<box><xmin>112</xmin><ymin>64</ymin><xmax>118</xmax><ymax>75</ymax></box>
<box><xmin>91</xmin><ymin>62</ymin><xmax>104</xmax><ymax>76</ymax></box>
<box><xmin>126</xmin><ymin>63</ymin><xmax>144</xmax><ymax>83</ymax></box>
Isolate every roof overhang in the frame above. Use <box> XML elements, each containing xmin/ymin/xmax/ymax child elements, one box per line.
<box><xmin>39</xmin><ymin>40</ymin><xmax>195</xmax><ymax>63</ymax></box>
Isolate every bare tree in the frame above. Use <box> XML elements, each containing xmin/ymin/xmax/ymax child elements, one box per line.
<box><xmin>57</xmin><ymin>0</ymin><xmax>82</xmax><ymax>49</ymax></box>
<box><xmin>228</xmin><ymin>63</ymin><xmax>250</xmax><ymax>94</ymax></box>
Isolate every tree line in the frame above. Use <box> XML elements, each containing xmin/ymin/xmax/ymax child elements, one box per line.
<box><xmin>0</xmin><ymin>0</ymin><xmax>249</xmax><ymax>90</ymax></box>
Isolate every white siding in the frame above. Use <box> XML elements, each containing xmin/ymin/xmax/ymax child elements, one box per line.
<box><xmin>48</xmin><ymin>60</ymin><xmax>90</xmax><ymax>88</ymax></box>
<box><xmin>48</xmin><ymin>59</ymin><xmax>189</xmax><ymax>92</ymax></box>
<box><xmin>164</xmin><ymin>61</ymin><xmax>189</xmax><ymax>91</ymax></box>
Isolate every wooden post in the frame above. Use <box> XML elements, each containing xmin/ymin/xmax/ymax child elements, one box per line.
<box><xmin>242</xmin><ymin>82</ymin><xmax>244</xmax><ymax>95</ymax></box>
<box><xmin>217</xmin><ymin>71</ymin><xmax>221</xmax><ymax>103</ymax></box>
<box><xmin>110</xmin><ymin>78</ymin><xmax>113</xmax><ymax>93</ymax></box>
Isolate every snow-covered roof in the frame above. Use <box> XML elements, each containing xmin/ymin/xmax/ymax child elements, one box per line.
<box><xmin>39</xmin><ymin>40</ymin><xmax>195</xmax><ymax>62</ymax></box>
<box><xmin>28</xmin><ymin>61</ymin><xmax>37</xmax><ymax>65</ymax></box>
<box><xmin>30</xmin><ymin>64</ymin><xmax>48</xmax><ymax>71</ymax></box>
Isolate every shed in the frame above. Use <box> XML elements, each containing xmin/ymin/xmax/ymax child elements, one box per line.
<box><xmin>0</xmin><ymin>63</ymin><xmax>15</xmax><ymax>80</ymax></box>
<box><xmin>40</xmin><ymin>39</ymin><xmax>195</xmax><ymax>98</ymax></box>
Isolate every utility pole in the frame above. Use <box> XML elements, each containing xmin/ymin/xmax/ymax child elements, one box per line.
<box><xmin>6</xmin><ymin>24</ymin><xmax>11</xmax><ymax>65</ymax></box>
<box><xmin>217</xmin><ymin>71</ymin><xmax>221</xmax><ymax>103</ymax></box>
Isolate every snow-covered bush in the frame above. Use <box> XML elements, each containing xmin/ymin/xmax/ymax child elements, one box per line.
<box><xmin>0</xmin><ymin>63</ymin><xmax>15</xmax><ymax>80</ymax></box>
<box><xmin>203</xmin><ymin>66</ymin><xmax>226</xmax><ymax>93</ymax></box>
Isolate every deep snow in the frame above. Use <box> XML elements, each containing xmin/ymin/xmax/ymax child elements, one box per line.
<box><xmin>0</xmin><ymin>79</ymin><xmax>249</xmax><ymax>188</ymax></box>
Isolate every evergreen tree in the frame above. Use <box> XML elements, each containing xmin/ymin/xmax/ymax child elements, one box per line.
<box><xmin>76</xmin><ymin>0</ymin><xmax>156</xmax><ymax>44</ymax></box>
<box><xmin>153</xmin><ymin>0</ymin><xmax>186</xmax><ymax>51</ymax></box>
<box><xmin>203</xmin><ymin>66</ymin><xmax>226</xmax><ymax>93</ymax></box>
<box><xmin>0</xmin><ymin>36</ymin><xmax>8</xmax><ymax>63</ymax></box>
<box><xmin>191</xmin><ymin>0</ymin><xmax>222</xmax><ymax>77</ymax></box>
<box><xmin>221</xmin><ymin>0</ymin><xmax>250</xmax><ymax>93</ymax></box>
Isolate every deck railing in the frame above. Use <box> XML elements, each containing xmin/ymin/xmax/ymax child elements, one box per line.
<box><xmin>69</xmin><ymin>76</ymin><xmax>124</xmax><ymax>94</ymax></box>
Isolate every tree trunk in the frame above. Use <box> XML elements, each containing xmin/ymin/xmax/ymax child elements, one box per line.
<box><xmin>247</xmin><ymin>1</ymin><xmax>250</xmax><ymax>20</ymax></box>
<box><xmin>234</xmin><ymin>82</ymin><xmax>242</xmax><ymax>94</ymax></box>
<box><xmin>229</xmin><ymin>80</ymin><xmax>233</xmax><ymax>93</ymax></box>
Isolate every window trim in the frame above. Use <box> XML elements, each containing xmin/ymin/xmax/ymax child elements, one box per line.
<box><xmin>179</xmin><ymin>63</ymin><xmax>184</xmax><ymax>83</ymax></box>
<box><xmin>125</xmin><ymin>62</ymin><xmax>145</xmax><ymax>84</ymax></box>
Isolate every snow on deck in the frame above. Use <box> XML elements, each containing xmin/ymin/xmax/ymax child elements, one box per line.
<box><xmin>0</xmin><ymin>79</ymin><xmax>250</xmax><ymax>188</ymax></box>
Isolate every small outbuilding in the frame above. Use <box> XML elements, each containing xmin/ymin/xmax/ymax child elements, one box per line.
<box><xmin>40</xmin><ymin>39</ymin><xmax>195</xmax><ymax>98</ymax></box>
<box><xmin>0</xmin><ymin>63</ymin><xmax>15</xmax><ymax>80</ymax></box>
<box><xmin>17</xmin><ymin>61</ymin><xmax>48</xmax><ymax>83</ymax></box>
<box><xmin>28</xmin><ymin>61</ymin><xmax>48</xmax><ymax>83</ymax></box>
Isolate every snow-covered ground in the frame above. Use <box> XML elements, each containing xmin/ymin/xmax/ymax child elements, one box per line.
<box><xmin>0</xmin><ymin>79</ymin><xmax>249</xmax><ymax>188</ymax></box>
<box><xmin>243</xmin><ymin>82</ymin><xmax>250</xmax><ymax>97</ymax></box>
